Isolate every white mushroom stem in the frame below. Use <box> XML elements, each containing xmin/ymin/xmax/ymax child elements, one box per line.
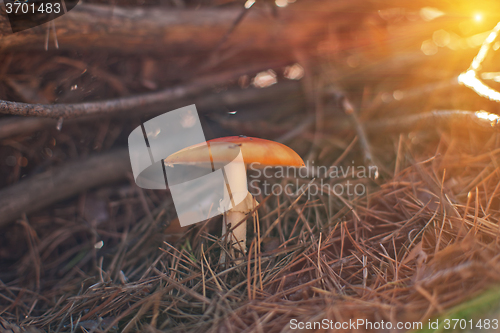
<box><xmin>222</xmin><ymin>192</ymin><xmax>257</xmax><ymax>254</ymax></box>
<box><xmin>219</xmin><ymin>152</ymin><xmax>256</xmax><ymax>256</ymax></box>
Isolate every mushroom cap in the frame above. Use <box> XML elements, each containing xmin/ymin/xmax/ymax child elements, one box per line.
<box><xmin>164</xmin><ymin>136</ymin><xmax>305</xmax><ymax>169</ymax></box>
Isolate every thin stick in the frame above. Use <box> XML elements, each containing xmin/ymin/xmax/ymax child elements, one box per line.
<box><xmin>0</xmin><ymin>82</ymin><xmax>207</xmax><ymax>119</ymax></box>
<box><xmin>343</xmin><ymin>97</ymin><xmax>374</xmax><ymax>164</ymax></box>
<box><xmin>201</xmin><ymin>243</ymin><xmax>206</xmax><ymax>312</ymax></box>
<box><xmin>365</xmin><ymin>110</ymin><xmax>500</xmax><ymax>134</ymax></box>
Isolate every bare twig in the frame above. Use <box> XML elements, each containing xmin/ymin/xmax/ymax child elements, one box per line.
<box><xmin>365</xmin><ymin>110</ymin><xmax>500</xmax><ymax>134</ymax></box>
<box><xmin>0</xmin><ymin>83</ymin><xmax>206</xmax><ymax>119</ymax></box>
<box><xmin>343</xmin><ymin>97</ymin><xmax>374</xmax><ymax>164</ymax></box>
<box><xmin>0</xmin><ymin>69</ymin><xmax>299</xmax><ymax>119</ymax></box>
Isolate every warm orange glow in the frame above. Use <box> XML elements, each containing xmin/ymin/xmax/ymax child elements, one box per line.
<box><xmin>421</xmin><ymin>39</ymin><xmax>438</xmax><ymax>55</ymax></box>
<box><xmin>458</xmin><ymin>70</ymin><xmax>500</xmax><ymax>102</ymax></box>
<box><xmin>475</xmin><ymin>111</ymin><xmax>500</xmax><ymax>125</ymax></box>
<box><xmin>481</xmin><ymin>72</ymin><xmax>500</xmax><ymax>82</ymax></box>
<box><xmin>420</xmin><ymin>7</ymin><xmax>445</xmax><ymax>21</ymax></box>
<box><xmin>459</xmin><ymin>22</ymin><xmax>500</xmax><ymax>102</ymax></box>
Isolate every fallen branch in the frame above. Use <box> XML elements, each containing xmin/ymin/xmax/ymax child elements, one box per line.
<box><xmin>0</xmin><ymin>82</ymin><xmax>206</xmax><ymax>118</ymax></box>
<box><xmin>0</xmin><ymin>149</ymin><xmax>130</xmax><ymax>228</ymax></box>
<box><xmin>0</xmin><ymin>1</ymin><xmax>364</xmax><ymax>55</ymax></box>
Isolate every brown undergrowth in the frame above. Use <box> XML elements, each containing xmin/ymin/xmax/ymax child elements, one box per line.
<box><xmin>3</xmin><ymin>127</ymin><xmax>500</xmax><ymax>332</ymax></box>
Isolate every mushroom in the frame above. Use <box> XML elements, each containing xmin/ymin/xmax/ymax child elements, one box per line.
<box><xmin>164</xmin><ymin>136</ymin><xmax>304</xmax><ymax>258</ymax></box>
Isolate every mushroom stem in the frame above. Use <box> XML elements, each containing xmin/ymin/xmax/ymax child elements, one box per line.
<box><xmin>222</xmin><ymin>192</ymin><xmax>257</xmax><ymax>255</ymax></box>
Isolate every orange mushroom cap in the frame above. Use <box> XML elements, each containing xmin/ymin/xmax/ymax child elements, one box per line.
<box><xmin>164</xmin><ymin>136</ymin><xmax>305</xmax><ymax>169</ymax></box>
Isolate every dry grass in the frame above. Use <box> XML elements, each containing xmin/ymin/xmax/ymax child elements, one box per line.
<box><xmin>3</xmin><ymin>125</ymin><xmax>500</xmax><ymax>332</ymax></box>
